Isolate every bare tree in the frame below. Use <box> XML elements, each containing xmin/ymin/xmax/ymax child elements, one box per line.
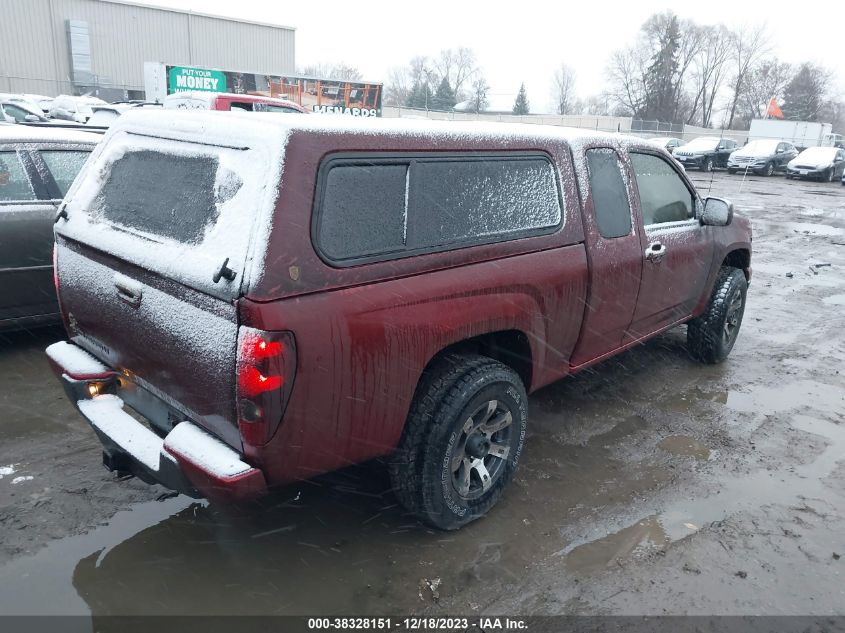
<box><xmin>687</xmin><ymin>24</ymin><xmax>732</xmax><ymax>127</ymax></box>
<box><xmin>606</xmin><ymin>45</ymin><xmax>648</xmax><ymax>116</ymax></box>
<box><xmin>298</xmin><ymin>62</ymin><xmax>363</xmax><ymax>81</ymax></box>
<box><xmin>671</xmin><ymin>19</ymin><xmax>706</xmax><ymax>121</ymax></box>
<box><xmin>581</xmin><ymin>94</ymin><xmax>612</xmax><ymax>116</ymax></box>
<box><xmin>433</xmin><ymin>48</ymin><xmax>479</xmax><ymax>100</ymax></box>
<box><xmin>725</xmin><ymin>23</ymin><xmax>771</xmax><ymax>128</ymax></box>
<box><xmin>469</xmin><ymin>76</ymin><xmax>490</xmax><ymax>113</ymax></box>
<box><xmin>551</xmin><ymin>64</ymin><xmax>577</xmax><ymax>115</ymax></box>
<box><xmin>384</xmin><ymin>56</ymin><xmax>430</xmax><ymax>106</ymax></box>
<box><xmin>738</xmin><ymin>58</ymin><xmax>792</xmax><ymax>123</ymax></box>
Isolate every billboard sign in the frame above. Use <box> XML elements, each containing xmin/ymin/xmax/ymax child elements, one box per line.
<box><xmin>168</xmin><ymin>66</ymin><xmax>226</xmax><ymax>92</ymax></box>
<box><xmin>145</xmin><ymin>62</ymin><xmax>382</xmax><ymax>116</ymax></box>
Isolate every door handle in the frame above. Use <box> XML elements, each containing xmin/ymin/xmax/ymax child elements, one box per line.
<box><xmin>645</xmin><ymin>242</ymin><xmax>667</xmax><ymax>263</ymax></box>
<box><xmin>114</xmin><ymin>274</ymin><xmax>143</xmax><ymax>308</ymax></box>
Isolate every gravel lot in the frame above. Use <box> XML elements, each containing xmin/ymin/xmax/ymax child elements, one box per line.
<box><xmin>0</xmin><ymin>171</ymin><xmax>843</xmax><ymax>618</ymax></box>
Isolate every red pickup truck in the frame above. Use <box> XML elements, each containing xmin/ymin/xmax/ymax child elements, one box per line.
<box><xmin>47</xmin><ymin>111</ymin><xmax>751</xmax><ymax>529</ymax></box>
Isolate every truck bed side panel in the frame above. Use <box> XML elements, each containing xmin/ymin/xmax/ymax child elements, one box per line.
<box><xmin>240</xmin><ymin>245</ymin><xmax>588</xmax><ymax>484</ymax></box>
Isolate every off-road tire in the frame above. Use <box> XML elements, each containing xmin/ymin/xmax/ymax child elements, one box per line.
<box><xmin>687</xmin><ymin>267</ymin><xmax>748</xmax><ymax>364</ymax></box>
<box><xmin>826</xmin><ymin>168</ymin><xmax>835</xmax><ymax>182</ymax></box>
<box><xmin>702</xmin><ymin>157</ymin><xmax>714</xmax><ymax>172</ymax></box>
<box><xmin>727</xmin><ymin>168</ymin><xmax>737</xmax><ymax>175</ymax></box>
<box><xmin>764</xmin><ymin>162</ymin><xmax>775</xmax><ymax>176</ymax></box>
<box><xmin>388</xmin><ymin>354</ymin><xmax>527</xmax><ymax>530</ymax></box>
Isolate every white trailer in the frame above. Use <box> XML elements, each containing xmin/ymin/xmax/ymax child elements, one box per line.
<box><xmin>748</xmin><ymin>119</ymin><xmax>838</xmax><ymax>149</ymax></box>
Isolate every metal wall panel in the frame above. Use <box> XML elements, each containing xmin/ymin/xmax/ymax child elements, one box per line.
<box><xmin>0</xmin><ymin>0</ymin><xmax>295</xmax><ymax>97</ymax></box>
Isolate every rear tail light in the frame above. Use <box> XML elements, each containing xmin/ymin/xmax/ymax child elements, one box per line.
<box><xmin>236</xmin><ymin>327</ymin><xmax>297</xmax><ymax>446</ymax></box>
<box><xmin>52</xmin><ymin>244</ymin><xmax>59</xmax><ymax>293</ymax></box>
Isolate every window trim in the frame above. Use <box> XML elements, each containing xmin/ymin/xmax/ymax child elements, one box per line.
<box><xmin>311</xmin><ymin>151</ymin><xmax>565</xmax><ymax>268</ymax></box>
<box><xmin>629</xmin><ymin>149</ymin><xmax>700</xmax><ymax>228</ymax></box>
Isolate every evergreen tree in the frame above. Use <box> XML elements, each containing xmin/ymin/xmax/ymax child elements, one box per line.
<box><xmin>781</xmin><ymin>63</ymin><xmax>830</xmax><ymax>122</ymax></box>
<box><xmin>405</xmin><ymin>81</ymin><xmax>434</xmax><ymax>110</ymax></box>
<box><xmin>513</xmin><ymin>83</ymin><xmax>530</xmax><ymax>115</ymax></box>
<box><xmin>642</xmin><ymin>13</ymin><xmax>681</xmax><ymax>121</ymax></box>
<box><xmin>432</xmin><ymin>76</ymin><xmax>457</xmax><ymax>111</ymax></box>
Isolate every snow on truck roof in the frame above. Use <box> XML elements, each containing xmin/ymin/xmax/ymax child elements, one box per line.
<box><xmin>111</xmin><ymin>109</ymin><xmax>647</xmax><ymax>152</ymax></box>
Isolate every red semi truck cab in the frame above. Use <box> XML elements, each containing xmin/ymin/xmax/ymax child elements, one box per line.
<box><xmin>47</xmin><ymin>111</ymin><xmax>751</xmax><ymax>530</ymax></box>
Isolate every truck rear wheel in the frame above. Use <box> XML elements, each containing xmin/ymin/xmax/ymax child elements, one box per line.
<box><xmin>389</xmin><ymin>354</ymin><xmax>527</xmax><ymax>530</ymax></box>
<box><xmin>687</xmin><ymin>267</ymin><xmax>747</xmax><ymax>364</ymax></box>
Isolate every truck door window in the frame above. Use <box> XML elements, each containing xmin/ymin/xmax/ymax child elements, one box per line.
<box><xmin>230</xmin><ymin>102</ymin><xmax>255</xmax><ymax>112</ymax></box>
<box><xmin>630</xmin><ymin>153</ymin><xmax>694</xmax><ymax>226</ymax></box>
<box><xmin>585</xmin><ymin>149</ymin><xmax>632</xmax><ymax>239</ymax></box>
<box><xmin>39</xmin><ymin>150</ymin><xmax>90</xmax><ymax>197</ymax></box>
<box><xmin>0</xmin><ymin>151</ymin><xmax>36</xmax><ymax>202</ymax></box>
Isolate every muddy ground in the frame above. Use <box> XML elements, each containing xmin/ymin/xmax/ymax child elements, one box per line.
<box><xmin>0</xmin><ymin>171</ymin><xmax>843</xmax><ymax>618</ymax></box>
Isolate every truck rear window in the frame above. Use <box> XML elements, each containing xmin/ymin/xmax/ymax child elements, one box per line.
<box><xmin>95</xmin><ymin>150</ymin><xmax>220</xmax><ymax>243</ymax></box>
<box><xmin>315</xmin><ymin>154</ymin><xmax>562</xmax><ymax>264</ymax></box>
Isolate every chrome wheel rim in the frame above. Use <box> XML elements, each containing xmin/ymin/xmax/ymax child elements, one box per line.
<box><xmin>450</xmin><ymin>399</ymin><xmax>514</xmax><ymax>500</ymax></box>
<box><xmin>723</xmin><ymin>288</ymin><xmax>744</xmax><ymax>346</ymax></box>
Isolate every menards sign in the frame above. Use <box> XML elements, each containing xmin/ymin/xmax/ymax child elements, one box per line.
<box><xmin>145</xmin><ymin>62</ymin><xmax>383</xmax><ymax>117</ymax></box>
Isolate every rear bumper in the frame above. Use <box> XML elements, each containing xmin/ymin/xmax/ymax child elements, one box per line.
<box><xmin>46</xmin><ymin>341</ymin><xmax>266</xmax><ymax>503</ymax></box>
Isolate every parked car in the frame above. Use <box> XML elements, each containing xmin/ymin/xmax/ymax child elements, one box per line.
<box><xmin>673</xmin><ymin>136</ymin><xmax>738</xmax><ymax>171</ymax></box>
<box><xmin>785</xmin><ymin>146</ymin><xmax>845</xmax><ymax>181</ymax></box>
<box><xmin>0</xmin><ymin>93</ymin><xmax>52</xmax><ymax>114</ymax></box>
<box><xmin>162</xmin><ymin>91</ymin><xmax>307</xmax><ymax>113</ymax></box>
<box><xmin>47</xmin><ymin>111</ymin><xmax>752</xmax><ymax>529</ymax></box>
<box><xmin>86</xmin><ymin>102</ymin><xmax>162</xmax><ymax>127</ymax></box>
<box><xmin>648</xmin><ymin>137</ymin><xmax>683</xmax><ymax>153</ymax></box>
<box><xmin>0</xmin><ymin>126</ymin><xmax>98</xmax><ymax>330</ymax></box>
<box><xmin>48</xmin><ymin>95</ymin><xmax>108</xmax><ymax>123</ymax></box>
<box><xmin>727</xmin><ymin>139</ymin><xmax>798</xmax><ymax>176</ymax></box>
<box><xmin>1</xmin><ymin>100</ymin><xmax>50</xmax><ymax>123</ymax></box>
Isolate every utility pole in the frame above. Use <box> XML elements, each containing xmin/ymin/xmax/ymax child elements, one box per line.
<box><xmin>423</xmin><ymin>68</ymin><xmax>434</xmax><ymax>113</ymax></box>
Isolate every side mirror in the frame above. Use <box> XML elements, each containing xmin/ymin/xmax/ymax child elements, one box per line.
<box><xmin>24</xmin><ymin>114</ymin><xmax>40</xmax><ymax>122</ymax></box>
<box><xmin>701</xmin><ymin>197</ymin><xmax>734</xmax><ymax>227</ymax></box>
<box><xmin>776</xmin><ymin>148</ymin><xmax>784</xmax><ymax>154</ymax></box>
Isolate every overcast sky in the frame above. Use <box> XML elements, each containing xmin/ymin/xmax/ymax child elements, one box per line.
<box><xmin>149</xmin><ymin>0</ymin><xmax>842</xmax><ymax>113</ymax></box>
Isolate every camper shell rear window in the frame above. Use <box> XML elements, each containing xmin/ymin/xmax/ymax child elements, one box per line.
<box><xmin>95</xmin><ymin>150</ymin><xmax>224</xmax><ymax>244</ymax></box>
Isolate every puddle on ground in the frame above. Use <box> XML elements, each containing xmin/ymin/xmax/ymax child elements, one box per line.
<box><xmin>657</xmin><ymin>435</ymin><xmax>711</xmax><ymax>460</ymax></box>
<box><xmin>724</xmin><ymin>381</ymin><xmax>845</xmax><ymax>418</ymax></box>
<box><xmin>562</xmin><ymin>516</ymin><xmax>669</xmax><ymax>574</ymax></box>
<box><xmin>556</xmin><ymin>409</ymin><xmax>845</xmax><ymax>575</ymax></box>
<box><xmin>0</xmin><ymin>410</ymin><xmax>671</xmax><ymax>619</ymax></box>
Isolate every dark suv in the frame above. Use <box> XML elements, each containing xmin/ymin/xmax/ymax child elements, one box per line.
<box><xmin>727</xmin><ymin>139</ymin><xmax>798</xmax><ymax>176</ymax></box>
<box><xmin>47</xmin><ymin>111</ymin><xmax>751</xmax><ymax>529</ymax></box>
<box><xmin>0</xmin><ymin>126</ymin><xmax>97</xmax><ymax>330</ymax></box>
<box><xmin>674</xmin><ymin>136</ymin><xmax>738</xmax><ymax>171</ymax></box>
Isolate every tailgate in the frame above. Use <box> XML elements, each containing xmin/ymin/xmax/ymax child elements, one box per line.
<box><xmin>56</xmin><ymin>239</ymin><xmax>241</xmax><ymax>448</ymax></box>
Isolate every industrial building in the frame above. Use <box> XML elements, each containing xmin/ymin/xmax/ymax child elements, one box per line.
<box><xmin>0</xmin><ymin>0</ymin><xmax>296</xmax><ymax>101</ymax></box>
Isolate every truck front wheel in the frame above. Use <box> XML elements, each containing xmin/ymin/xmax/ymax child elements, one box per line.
<box><xmin>687</xmin><ymin>267</ymin><xmax>748</xmax><ymax>364</ymax></box>
<box><xmin>389</xmin><ymin>354</ymin><xmax>527</xmax><ymax>530</ymax></box>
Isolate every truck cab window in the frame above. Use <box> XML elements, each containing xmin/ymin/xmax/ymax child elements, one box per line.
<box><xmin>0</xmin><ymin>151</ymin><xmax>36</xmax><ymax>202</ymax></box>
<box><xmin>630</xmin><ymin>152</ymin><xmax>695</xmax><ymax>226</ymax></box>
<box><xmin>585</xmin><ymin>149</ymin><xmax>632</xmax><ymax>239</ymax></box>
